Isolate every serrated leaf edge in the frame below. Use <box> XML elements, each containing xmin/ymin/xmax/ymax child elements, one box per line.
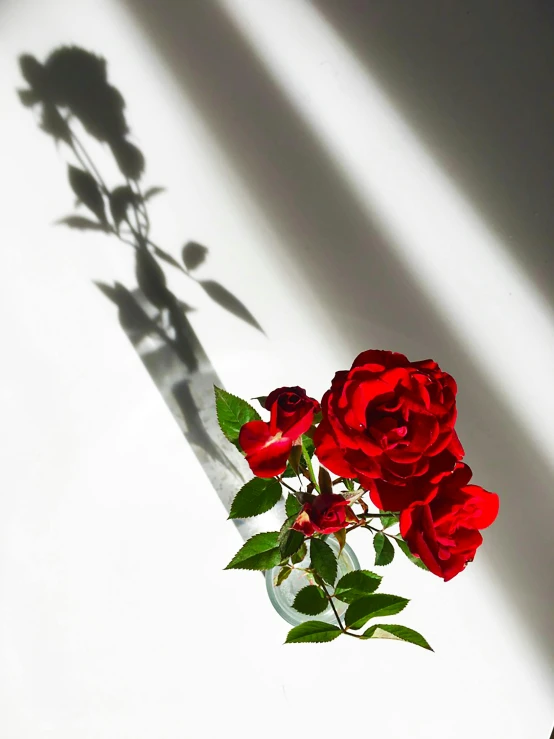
<box><xmin>345</xmin><ymin>594</ymin><xmax>410</xmax><ymax>630</ymax></box>
<box><xmin>362</xmin><ymin>623</ymin><xmax>433</xmax><ymax>651</ymax></box>
<box><xmin>214</xmin><ymin>385</ymin><xmax>261</xmax><ymax>445</ymax></box>
<box><xmin>228</xmin><ymin>478</ymin><xmax>281</xmax><ymax>520</ymax></box>
<box><xmin>291</xmin><ymin>585</ymin><xmax>328</xmax><ymax>616</ymax></box>
<box><xmin>334</xmin><ymin>569</ymin><xmax>382</xmax><ymax>602</ymax></box>
<box><xmin>310</xmin><ymin>537</ymin><xmax>338</xmax><ymax>585</ymax></box>
<box><xmin>284</xmin><ymin>621</ymin><xmax>342</xmax><ymax>644</ymax></box>
<box><xmin>373</xmin><ymin>532</ymin><xmax>395</xmax><ymax>566</ymax></box>
<box><xmin>224</xmin><ymin>531</ymin><xmax>280</xmax><ymax>570</ymax></box>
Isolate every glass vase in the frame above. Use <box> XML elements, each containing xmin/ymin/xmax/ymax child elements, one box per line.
<box><xmin>265</xmin><ymin>534</ymin><xmax>360</xmax><ymax>626</ymax></box>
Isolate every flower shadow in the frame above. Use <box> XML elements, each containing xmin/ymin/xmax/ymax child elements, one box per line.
<box><xmin>18</xmin><ymin>45</ymin><xmax>266</xmax><ymax>530</ymax></box>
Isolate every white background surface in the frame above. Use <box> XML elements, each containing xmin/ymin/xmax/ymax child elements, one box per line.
<box><xmin>1</xmin><ymin>0</ymin><xmax>553</xmax><ymax>737</ymax></box>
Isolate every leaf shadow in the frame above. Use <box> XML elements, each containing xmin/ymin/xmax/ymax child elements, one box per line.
<box><xmin>18</xmin><ymin>44</ymin><xmax>264</xmax><ymax>533</ymax></box>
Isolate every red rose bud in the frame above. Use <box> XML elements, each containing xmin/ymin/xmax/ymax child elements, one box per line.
<box><xmin>239</xmin><ymin>387</ymin><xmax>320</xmax><ymax>477</ymax></box>
<box><xmin>292</xmin><ymin>493</ymin><xmax>358</xmax><ymax>537</ymax></box>
<box><xmin>264</xmin><ymin>386</ymin><xmax>320</xmax><ymax>440</ymax></box>
<box><xmin>314</xmin><ymin>350</ymin><xmax>464</xmax><ymax>508</ymax></box>
<box><xmin>399</xmin><ymin>463</ymin><xmax>499</xmax><ymax>581</ymax></box>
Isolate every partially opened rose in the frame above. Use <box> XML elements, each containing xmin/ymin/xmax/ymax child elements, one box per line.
<box><xmin>399</xmin><ymin>463</ymin><xmax>499</xmax><ymax>581</ymax></box>
<box><xmin>314</xmin><ymin>350</ymin><xmax>464</xmax><ymax>508</ymax></box>
<box><xmin>292</xmin><ymin>493</ymin><xmax>358</xmax><ymax>537</ymax></box>
<box><xmin>239</xmin><ymin>386</ymin><xmax>319</xmax><ymax>477</ymax></box>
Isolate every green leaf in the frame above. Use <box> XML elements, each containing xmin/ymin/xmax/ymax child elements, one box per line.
<box><xmin>318</xmin><ymin>467</ymin><xmax>333</xmax><ymax>495</ymax></box>
<box><xmin>334</xmin><ymin>570</ymin><xmax>382</xmax><ymax>603</ymax></box>
<box><xmin>302</xmin><ymin>436</ymin><xmax>319</xmax><ymax>491</ymax></box>
<box><xmin>288</xmin><ymin>445</ymin><xmax>303</xmax><ymax>475</ymax></box>
<box><xmin>334</xmin><ymin>527</ymin><xmax>346</xmax><ymax>556</ymax></box>
<box><xmin>345</xmin><ymin>594</ymin><xmax>409</xmax><ymax>630</ymax></box>
<box><xmin>311</xmin><ymin>571</ymin><xmax>326</xmax><ymax>589</ymax></box>
<box><xmin>214</xmin><ymin>386</ymin><xmax>261</xmax><ymax>448</ymax></box>
<box><xmin>374</xmin><ymin>532</ymin><xmax>395</xmax><ymax>566</ymax></box>
<box><xmin>278</xmin><ymin>515</ymin><xmax>305</xmax><ymax>559</ymax></box>
<box><xmin>282</xmin><ymin>463</ymin><xmax>301</xmax><ymax>478</ymax></box>
<box><xmin>225</xmin><ymin>532</ymin><xmax>281</xmax><ymax>571</ymax></box>
<box><xmin>396</xmin><ymin>536</ymin><xmax>430</xmax><ymax>571</ymax></box>
<box><xmin>361</xmin><ymin>624</ymin><xmax>433</xmax><ymax>651</ymax></box>
<box><xmin>276</xmin><ymin>566</ymin><xmax>293</xmax><ymax>586</ymax></box>
<box><xmin>228</xmin><ymin>478</ymin><xmax>281</xmax><ymax>519</ymax></box>
<box><xmin>343</xmin><ymin>478</ymin><xmax>355</xmax><ymax>492</ymax></box>
<box><xmin>285</xmin><ymin>493</ymin><xmax>302</xmax><ymax>518</ymax></box>
<box><xmin>291</xmin><ymin>541</ymin><xmax>307</xmax><ymax>565</ymax></box>
<box><xmin>310</xmin><ymin>538</ymin><xmax>337</xmax><ymax>585</ymax></box>
<box><xmin>67</xmin><ymin>165</ymin><xmax>106</xmax><ymax>222</ymax></box>
<box><xmin>302</xmin><ymin>435</ymin><xmax>315</xmax><ymax>458</ymax></box>
<box><xmin>285</xmin><ymin>621</ymin><xmax>341</xmax><ymax>644</ymax></box>
<box><xmin>292</xmin><ymin>585</ymin><xmax>328</xmax><ymax>615</ymax></box>
<box><xmin>380</xmin><ymin>514</ymin><xmax>399</xmax><ymax>530</ymax></box>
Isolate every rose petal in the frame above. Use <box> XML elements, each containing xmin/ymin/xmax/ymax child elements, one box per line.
<box><xmin>238</xmin><ymin>420</ymin><xmax>273</xmax><ymax>455</ymax></box>
<box><xmin>314</xmin><ymin>423</ymin><xmax>358</xmax><ymax>479</ymax></box>
<box><xmin>245</xmin><ymin>436</ymin><xmax>293</xmax><ymax>477</ymax></box>
<box><xmin>239</xmin><ymin>420</ymin><xmax>293</xmax><ymax>477</ymax></box>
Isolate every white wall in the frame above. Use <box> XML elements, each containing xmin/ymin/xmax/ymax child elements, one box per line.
<box><xmin>0</xmin><ymin>0</ymin><xmax>552</xmax><ymax>737</ymax></box>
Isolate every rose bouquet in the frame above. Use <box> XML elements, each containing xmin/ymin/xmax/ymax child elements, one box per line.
<box><xmin>216</xmin><ymin>350</ymin><xmax>499</xmax><ymax>647</ymax></box>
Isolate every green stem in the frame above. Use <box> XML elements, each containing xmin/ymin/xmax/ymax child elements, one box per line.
<box><xmin>363</xmin><ymin>524</ymin><xmax>379</xmax><ymax>534</ymax></box>
<box><xmin>302</xmin><ymin>438</ymin><xmax>320</xmax><ymax>493</ymax></box>
<box><xmin>344</xmin><ymin>522</ymin><xmax>364</xmax><ymax>534</ymax></box>
<box><xmin>317</xmin><ymin>578</ymin><xmax>345</xmax><ymax>632</ymax></box>
<box><xmin>342</xmin><ymin>477</ymin><xmax>355</xmax><ymax>492</ymax></box>
<box><xmin>278</xmin><ymin>477</ymin><xmax>301</xmax><ymax>496</ymax></box>
<box><xmin>316</xmin><ymin>574</ymin><xmax>365</xmax><ymax>639</ymax></box>
<box><xmin>384</xmin><ymin>531</ymin><xmax>403</xmax><ymax>542</ymax></box>
<box><xmin>362</xmin><ymin>523</ymin><xmax>402</xmax><ymax>541</ymax></box>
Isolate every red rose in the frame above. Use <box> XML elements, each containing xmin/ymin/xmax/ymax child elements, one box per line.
<box><xmin>292</xmin><ymin>493</ymin><xmax>358</xmax><ymax>537</ymax></box>
<box><xmin>399</xmin><ymin>464</ymin><xmax>499</xmax><ymax>581</ymax></box>
<box><xmin>264</xmin><ymin>386</ymin><xmax>320</xmax><ymax>438</ymax></box>
<box><xmin>239</xmin><ymin>387</ymin><xmax>319</xmax><ymax>477</ymax></box>
<box><xmin>314</xmin><ymin>350</ymin><xmax>464</xmax><ymax>508</ymax></box>
<box><xmin>369</xmin><ymin>452</ymin><xmax>456</xmax><ymax>513</ymax></box>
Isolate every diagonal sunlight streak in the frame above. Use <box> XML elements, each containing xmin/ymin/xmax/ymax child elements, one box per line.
<box><xmin>218</xmin><ymin>0</ymin><xmax>554</xmax><ymax>472</ymax></box>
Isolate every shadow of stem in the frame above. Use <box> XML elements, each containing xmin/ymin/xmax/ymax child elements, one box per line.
<box><xmin>18</xmin><ymin>45</ymin><xmax>265</xmax><ymax>540</ymax></box>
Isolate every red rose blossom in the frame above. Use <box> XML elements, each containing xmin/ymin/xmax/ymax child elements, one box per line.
<box><xmin>369</xmin><ymin>451</ymin><xmax>457</xmax><ymax>513</ymax></box>
<box><xmin>399</xmin><ymin>463</ymin><xmax>499</xmax><ymax>581</ymax></box>
<box><xmin>292</xmin><ymin>493</ymin><xmax>358</xmax><ymax>537</ymax></box>
<box><xmin>239</xmin><ymin>387</ymin><xmax>319</xmax><ymax>477</ymax></box>
<box><xmin>314</xmin><ymin>350</ymin><xmax>464</xmax><ymax>509</ymax></box>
